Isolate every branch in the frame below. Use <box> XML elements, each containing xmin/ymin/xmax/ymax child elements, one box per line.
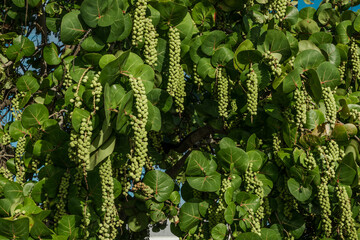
<box><xmin>166</xmin><ymin>150</ymin><xmax>191</xmax><ymax>179</ymax></box>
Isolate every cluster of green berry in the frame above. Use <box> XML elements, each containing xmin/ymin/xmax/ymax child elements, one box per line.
<box><xmin>128</xmin><ymin>74</ymin><xmax>149</xmax><ymax>181</ymax></box>
<box><xmin>272</xmin><ymin>133</ymin><xmax>283</xmax><ymax>168</ymax></box>
<box><xmin>54</xmin><ymin>171</ymin><xmax>70</xmax><ymax>224</ymax></box>
<box><xmin>70</xmin><ymin>75</ymin><xmax>88</xmax><ymax>108</ymax></box>
<box><xmin>91</xmin><ymin>72</ymin><xmax>102</xmax><ymax>112</ymax></box>
<box><xmin>167</xmin><ymin>27</ymin><xmax>185</xmax><ymax>113</ymax></box>
<box><xmin>132</xmin><ymin>0</ymin><xmax>148</xmax><ymax>46</ymax></box>
<box><xmin>80</xmin><ymin>201</ymin><xmax>91</xmax><ymax>239</ymax></box>
<box><xmin>246</xmin><ymin>67</ymin><xmax>258</xmax><ymax>116</ymax></box>
<box><xmin>303</xmin><ymin>152</ymin><xmax>316</xmax><ymax>170</ymax></box>
<box><xmin>244</xmin><ymin>163</ymin><xmax>264</xmax><ymax>235</ymax></box>
<box><xmin>264</xmin><ymin>51</ymin><xmax>282</xmax><ymax>76</ymax></box>
<box><xmin>294</xmin><ymin>87</ymin><xmax>307</xmax><ymax>129</ymax></box>
<box><xmin>318</xmin><ymin>181</ymin><xmax>332</xmax><ymax>237</ymax></box>
<box><xmin>31</xmin><ymin>159</ymin><xmax>40</xmax><ymax>174</ymax></box>
<box><xmin>1</xmin><ymin>132</ymin><xmax>10</xmax><ymax>145</ymax></box>
<box><xmin>288</xmin><ymin>56</ymin><xmax>295</xmax><ymax>68</ymax></box>
<box><xmin>349</xmin><ymin>109</ymin><xmax>360</xmax><ymax>122</ymax></box>
<box><xmin>15</xmin><ymin>136</ymin><xmax>26</xmax><ymax>186</ymax></box>
<box><xmin>350</xmin><ymin>39</ymin><xmax>360</xmax><ymax>81</ymax></box>
<box><xmin>322</xmin><ymin>87</ymin><xmax>337</xmax><ymax>128</ymax></box>
<box><xmin>279</xmin><ymin>186</ymin><xmax>298</xmax><ymax>220</ymax></box>
<box><xmin>338</xmin><ymin>61</ymin><xmax>346</xmax><ymax>83</ymax></box>
<box><xmin>0</xmin><ymin>165</ymin><xmax>12</xmax><ymax>181</ymax></box>
<box><xmin>217</xmin><ymin>67</ymin><xmax>229</xmax><ymax>118</ymax></box>
<box><xmin>269</xmin><ymin>0</ymin><xmax>291</xmax><ymax>20</ymax></box>
<box><xmin>132</xmin><ymin>182</ymin><xmax>154</xmax><ymax>197</ymax></box>
<box><xmin>336</xmin><ymin>185</ymin><xmax>358</xmax><ymax>240</ymax></box>
<box><xmin>11</xmin><ymin>92</ymin><xmax>25</xmax><ymax>121</ymax></box>
<box><xmin>69</xmin><ymin>118</ymin><xmax>92</xmax><ymax>182</ymax></box>
<box><xmin>64</xmin><ymin>64</ymin><xmax>73</xmax><ymax>90</ymax></box>
<box><xmin>143</xmin><ymin>18</ymin><xmax>158</xmax><ymax>67</ymax></box>
<box><xmin>99</xmin><ymin>157</ymin><xmax>119</xmax><ymax>240</ymax></box>
<box><xmin>193</xmin><ymin>64</ymin><xmax>203</xmax><ymax>90</ymax></box>
<box><xmin>45</xmin><ymin>153</ymin><xmax>53</xmax><ymax>166</ymax></box>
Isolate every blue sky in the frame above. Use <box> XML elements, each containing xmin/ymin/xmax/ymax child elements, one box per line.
<box><xmin>298</xmin><ymin>0</ymin><xmax>360</xmax><ymax>11</ymax></box>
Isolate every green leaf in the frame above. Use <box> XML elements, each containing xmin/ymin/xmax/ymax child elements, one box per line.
<box><xmin>224</xmin><ymin>202</ymin><xmax>235</xmax><ymax>224</ymax></box>
<box><xmin>336</xmin><ymin>153</ymin><xmax>357</xmax><ymax>185</ymax></box>
<box><xmin>16</xmin><ymin>75</ymin><xmax>40</xmax><ymax>94</ymax></box>
<box><xmin>30</xmin><ymin>218</ymin><xmax>53</xmax><ymax>238</ymax></box>
<box><xmin>260</xmin><ymin>228</ymin><xmax>282</xmax><ymax>240</ymax></box>
<box><xmin>306</xmin><ymin>69</ymin><xmax>323</xmax><ymax>103</ymax></box>
<box><xmin>99</xmin><ymin>54</ymin><xmax>116</xmax><ymax>69</ymax></box>
<box><xmin>13</xmin><ymin>35</ymin><xmax>35</xmax><ymax>57</ymax></box>
<box><xmin>211</xmin><ymin>223</ymin><xmax>227</xmax><ymax>240</ymax></box>
<box><xmin>19</xmin><ymin>104</ymin><xmax>48</xmax><ymax>129</ymax></box>
<box><xmin>71</xmin><ymin>108</ymin><xmax>90</xmax><ymax>132</ymax></box>
<box><xmin>187</xmin><ymin>172</ymin><xmax>221</xmax><ymax>192</ymax></box>
<box><xmin>150</xmin><ymin>1</ymin><xmax>187</xmax><ymax>28</ymax></box>
<box><xmin>186</xmin><ymin>151</ymin><xmax>212</xmax><ymax>176</ymax></box>
<box><xmin>309</xmin><ymin>32</ymin><xmax>333</xmax><ymax>46</ymax></box>
<box><xmin>236</xmin><ymin>232</ymin><xmax>262</xmax><ymax>240</ymax></box>
<box><xmin>143</xmin><ymin>170</ymin><xmax>174</xmax><ymax>202</ymax></box>
<box><xmin>88</xmin><ymin>135</ymin><xmax>116</xmax><ymax>170</ymax></box>
<box><xmin>179</xmin><ymin>202</ymin><xmax>200</xmax><ymax>231</ymax></box>
<box><xmin>80</xmin><ymin>0</ymin><xmax>118</xmax><ymax>28</ymax></box>
<box><xmin>107</xmin><ymin>11</ymin><xmax>126</xmax><ymax>43</ymax></box>
<box><xmin>0</xmin><ymin>218</ymin><xmax>29</xmax><ymax>240</ymax></box>
<box><xmin>147</xmin><ymin>89</ymin><xmax>173</xmax><ymax>113</ymax></box>
<box><xmin>287</xmin><ymin>178</ymin><xmax>312</xmax><ymax>201</ymax></box>
<box><xmin>319</xmin><ymin>43</ymin><xmax>341</xmax><ymax>67</ymax></box>
<box><xmin>263</xmin><ymin>29</ymin><xmax>291</xmax><ymax>62</ymax></box>
<box><xmin>60</xmin><ymin>11</ymin><xmax>86</xmax><ymax>44</ymax></box>
<box><xmin>146</xmin><ymin>102</ymin><xmax>161</xmax><ymax>132</ymax></box>
<box><xmin>282</xmin><ymin>68</ymin><xmax>303</xmax><ymax>93</ymax></box>
<box><xmin>43</xmin><ymin>43</ymin><xmax>61</xmax><ymax>65</ymax></box>
<box><xmin>335</xmin><ymin>20</ymin><xmax>352</xmax><ymax>44</ymax></box>
<box><xmin>247</xmin><ymin>150</ymin><xmax>264</xmax><ymax>171</ymax></box>
<box><xmin>316</xmin><ymin>61</ymin><xmax>341</xmax><ymax>89</ymax></box>
<box><xmin>81</xmin><ymin>36</ymin><xmax>105</xmax><ymax>52</ymax></box>
<box><xmin>0</xmin><ymin>199</ymin><xmax>11</xmax><ymax>216</ymax></box>
<box><xmin>201</xmin><ymin>30</ymin><xmax>227</xmax><ymax>56</ymax></box>
<box><xmin>211</xmin><ymin>46</ymin><xmax>234</xmax><ymax>66</ymax></box>
<box><xmin>295</xmin><ymin>19</ymin><xmax>320</xmax><ymax>34</ymax></box>
<box><xmin>128</xmin><ymin>212</ymin><xmax>149</xmax><ymax>232</ymax></box>
<box><xmin>9</xmin><ymin>121</ymin><xmax>27</xmax><ymax>141</ymax></box>
<box><xmin>57</xmin><ymin>215</ymin><xmax>77</xmax><ymax>237</ymax></box>
<box><xmin>191</xmin><ymin>2</ymin><xmax>215</xmax><ymax>29</ymax></box>
<box><xmin>282</xmin><ymin>122</ymin><xmax>297</xmax><ymax>148</ymax></box>
<box><xmin>31</xmin><ymin>179</ymin><xmax>46</xmax><ymax>203</ymax></box>
<box><xmin>197</xmin><ymin>57</ymin><xmax>216</xmax><ymax>79</ymax></box>
<box><xmin>305</xmin><ymin>110</ymin><xmax>325</xmax><ymax>130</ymax></box>
<box><xmin>294</xmin><ymin>49</ymin><xmax>325</xmax><ymax>70</ymax></box>
<box><xmin>12</xmin><ymin>0</ymin><xmax>25</xmax><ymax>7</ymax></box>
<box><xmin>217</xmin><ymin>147</ymin><xmax>249</xmax><ymax>174</ymax></box>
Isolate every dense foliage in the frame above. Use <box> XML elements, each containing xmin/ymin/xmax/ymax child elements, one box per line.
<box><xmin>2</xmin><ymin>0</ymin><xmax>360</xmax><ymax>239</ymax></box>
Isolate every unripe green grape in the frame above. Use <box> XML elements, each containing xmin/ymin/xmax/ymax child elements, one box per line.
<box><xmin>143</xmin><ymin>18</ymin><xmax>158</xmax><ymax>67</ymax></box>
<box><xmin>294</xmin><ymin>87</ymin><xmax>307</xmax><ymax>129</ymax></box>
<box><xmin>350</xmin><ymin>38</ymin><xmax>360</xmax><ymax>81</ymax></box>
<box><xmin>217</xmin><ymin>67</ymin><xmax>229</xmax><ymax>118</ymax></box>
<box><xmin>167</xmin><ymin>27</ymin><xmax>185</xmax><ymax>113</ymax></box>
<box><xmin>246</xmin><ymin>67</ymin><xmax>258</xmax><ymax>116</ymax></box>
<box><xmin>336</xmin><ymin>185</ymin><xmax>357</xmax><ymax>240</ymax></box>
<box><xmin>322</xmin><ymin>86</ymin><xmax>337</xmax><ymax>128</ymax></box>
<box><xmin>14</xmin><ymin>136</ymin><xmax>26</xmax><ymax>186</ymax></box>
<box><xmin>54</xmin><ymin>171</ymin><xmax>71</xmax><ymax>224</ymax></box>
<box><xmin>132</xmin><ymin>0</ymin><xmax>148</xmax><ymax>46</ymax></box>
<box><xmin>264</xmin><ymin>51</ymin><xmax>282</xmax><ymax>76</ymax></box>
